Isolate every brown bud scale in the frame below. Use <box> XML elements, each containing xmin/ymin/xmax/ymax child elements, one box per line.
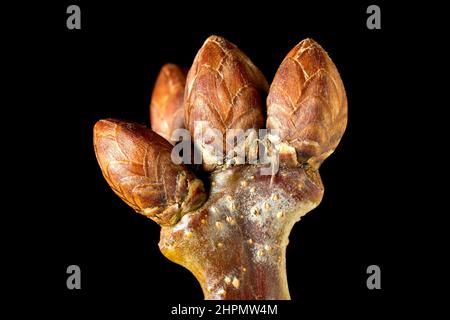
<box><xmin>150</xmin><ymin>64</ymin><xmax>187</xmax><ymax>143</ymax></box>
<box><xmin>184</xmin><ymin>36</ymin><xmax>269</xmax><ymax>171</ymax></box>
<box><xmin>94</xmin><ymin>119</ymin><xmax>206</xmax><ymax>226</ymax></box>
<box><xmin>267</xmin><ymin>38</ymin><xmax>347</xmax><ymax>168</ymax></box>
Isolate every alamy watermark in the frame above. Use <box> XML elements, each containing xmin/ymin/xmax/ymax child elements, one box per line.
<box><xmin>66</xmin><ymin>5</ymin><xmax>81</xmax><ymax>30</ymax></box>
<box><xmin>366</xmin><ymin>264</ymin><xmax>381</xmax><ymax>289</ymax></box>
<box><xmin>366</xmin><ymin>5</ymin><xmax>381</xmax><ymax>30</ymax></box>
<box><xmin>66</xmin><ymin>265</ymin><xmax>81</xmax><ymax>290</ymax></box>
<box><xmin>169</xmin><ymin>122</ymin><xmax>283</xmax><ymax>175</ymax></box>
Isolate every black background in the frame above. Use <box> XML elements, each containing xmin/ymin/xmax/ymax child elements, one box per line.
<box><xmin>9</xmin><ymin>0</ymin><xmax>435</xmax><ymax>317</ymax></box>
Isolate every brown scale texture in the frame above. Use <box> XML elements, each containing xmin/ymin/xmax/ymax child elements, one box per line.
<box><xmin>93</xmin><ymin>35</ymin><xmax>347</xmax><ymax>300</ymax></box>
<box><xmin>94</xmin><ymin>119</ymin><xmax>206</xmax><ymax>226</ymax></box>
<box><xmin>267</xmin><ymin>38</ymin><xmax>347</xmax><ymax>168</ymax></box>
<box><xmin>150</xmin><ymin>64</ymin><xmax>187</xmax><ymax>144</ymax></box>
<box><xmin>184</xmin><ymin>36</ymin><xmax>269</xmax><ymax>171</ymax></box>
